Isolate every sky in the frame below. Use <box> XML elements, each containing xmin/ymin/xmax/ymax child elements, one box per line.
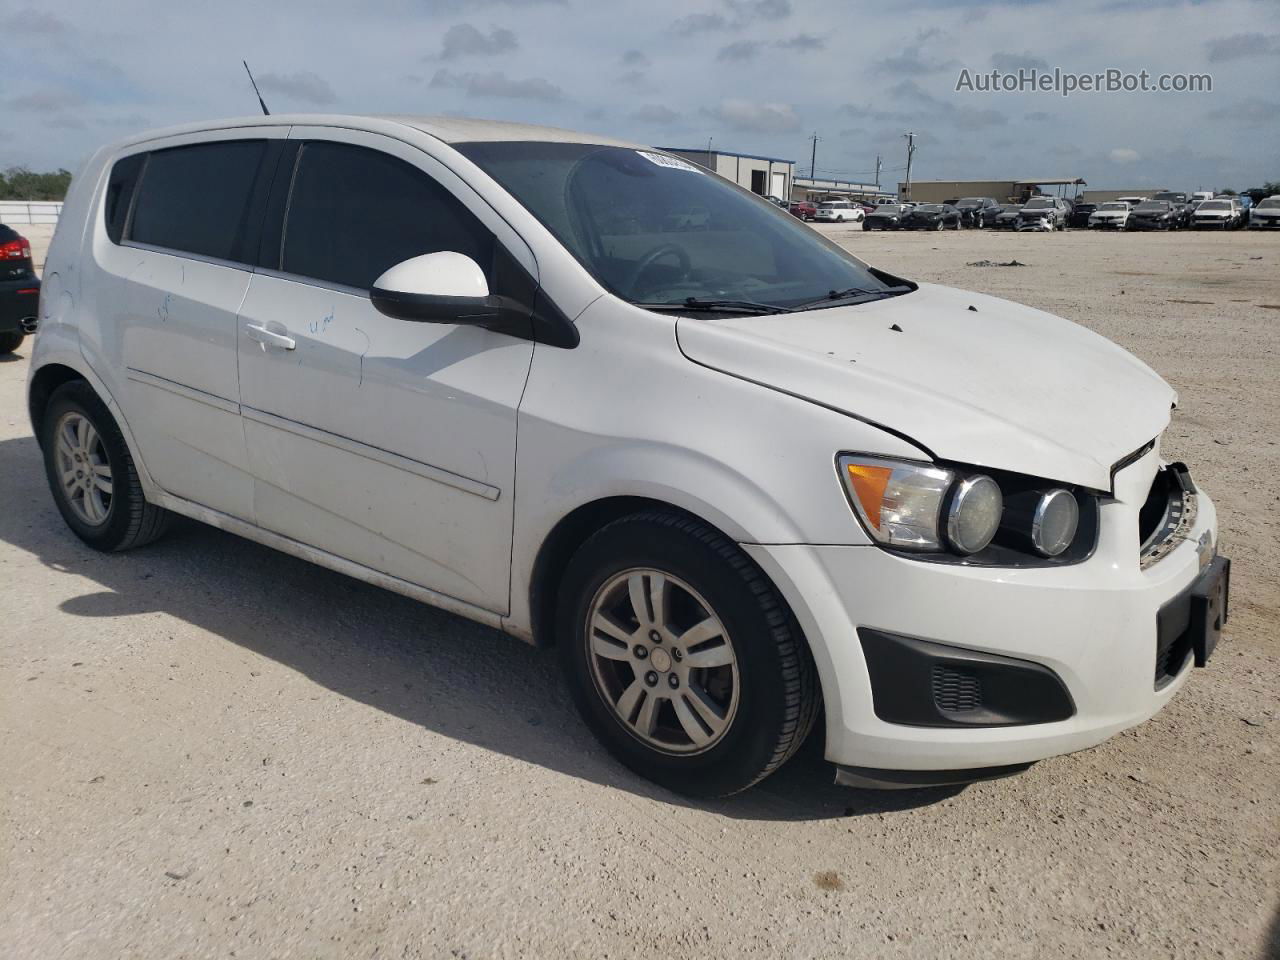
<box><xmin>3</xmin><ymin>0</ymin><xmax>1278</xmax><ymax>192</ymax></box>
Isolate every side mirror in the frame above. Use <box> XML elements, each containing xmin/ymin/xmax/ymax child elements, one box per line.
<box><xmin>370</xmin><ymin>252</ymin><xmax>500</xmax><ymax>324</ymax></box>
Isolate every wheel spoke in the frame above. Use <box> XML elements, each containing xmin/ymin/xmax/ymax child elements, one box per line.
<box><xmin>684</xmin><ymin>683</ymin><xmax>728</xmax><ymax>738</ymax></box>
<box><xmin>614</xmin><ymin>678</ymin><xmax>645</xmax><ymax>722</ymax></box>
<box><xmin>591</xmin><ymin>611</ymin><xmax>633</xmax><ymax>645</ymax></box>
<box><xmin>94</xmin><ymin>475</ymin><xmax>113</xmax><ymax>496</ymax></box>
<box><xmin>58</xmin><ymin>423</ymin><xmax>76</xmax><ymax>459</ymax></box>
<box><xmin>82</xmin><ymin>488</ymin><xmax>102</xmax><ymax>522</ymax></box>
<box><xmin>671</xmin><ymin>693</ymin><xmax>713</xmax><ymax>747</ymax></box>
<box><xmin>590</xmin><ymin>630</ymin><xmax>632</xmax><ymax>662</ymax></box>
<box><xmin>75</xmin><ymin>415</ymin><xmax>89</xmax><ymax>450</ymax></box>
<box><xmin>682</xmin><ymin>639</ymin><xmax>734</xmax><ymax>669</ymax></box>
<box><xmin>677</xmin><ymin>616</ymin><xmax>723</xmax><ymax>649</ymax></box>
<box><xmin>633</xmin><ymin>690</ymin><xmax>660</xmax><ymax>737</ymax></box>
<box><xmin>82</xmin><ymin>421</ymin><xmax>100</xmax><ymax>455</ymax></box>
<box><xmin>60</xmin><ymin>468</ymin><xmax>77</xmax><ymax>490</ymax></box>
<box><xmin>627</xmin><ymin>573</ymin><xmax>650</xmax><ymax>625</ymax></box>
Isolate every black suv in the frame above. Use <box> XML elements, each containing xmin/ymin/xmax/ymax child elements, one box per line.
<box><xmin>953</xmin><ymin>197</ymin><xmax>1002</xmax><ymax>228</ymax></box>
<box><xmin>0</xmin><ymin>224</ymin><xmax>41</xmax><ymax>354</ymax></box>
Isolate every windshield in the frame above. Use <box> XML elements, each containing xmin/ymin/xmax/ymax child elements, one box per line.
<box><xmin>1199</xmin><ymin>200</ymin><xmax>1231</xmax><ymax>210</ymax></box>
<box><xmin>457</xmin><ymin>142</ymin><xmax>896</xmax><ymax>310</ymax></box>
<box><xmin>1023</xmin><ymin>198</ymin><xmax>1054</xmax><ymax>209</ymax></box>
<box><xmin>870</xmin><ymin>205</ymin><xmax>902</xmax><ymax>213</ymax></box>
<box><xmin>955</xmin><ymin>197</ymin><xmax>984</xmax><ymax>207</ymax></box>
<box><xmin>1099</xmin><ymin>203</ymin><xmax>1129</xmax><ymax>211</ymax></box>
<box><xmin>913</xmin><ymin>204</ymin><xmax>944</xmax><ymax>212</ymax></box>
<box><xmin>1258</xmin><ymin>197</ymin><xmax>1280</xmax><ymax>210</ymax></box>
<box><xmin>1136</xmin><ymin>201</ymin><xmax>1170</xmax><ymax>211</ymax></box>
<box><xmin>1153</xmin><ymin>193</ymin><xmax>1185</xmax><ymax>202</ymax></box>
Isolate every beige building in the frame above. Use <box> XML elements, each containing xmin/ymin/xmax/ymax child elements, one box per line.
<box><xmin>662</xmin><ymin>147</ymin><xmax>795</xmax><ymax>199</ymax></box>
<box><xmin>1080</xmin><ymin>188</ymin><xmax>1170</xmax><ymax>203</ymax></box>
<box><xmin>899</xmin><ymin>178</ymin><xmax>1087</xmax><ymax>204</ymax></box>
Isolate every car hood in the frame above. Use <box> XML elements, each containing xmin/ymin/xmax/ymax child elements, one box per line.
<box><xmin>675</xmin><ymin>283</ymin><xmax>1174</xmax><ymax>489</ymax></box>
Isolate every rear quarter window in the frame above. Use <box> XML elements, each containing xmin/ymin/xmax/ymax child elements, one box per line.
<box><xmin>104</xmin><ymin>152</ymin><xmax>146</xmax><ymax>244</ymax></box>
<box><xmin>128</xmin><ymin>140</ymin><xmax>267</xmax><ymax>263</ymax></box>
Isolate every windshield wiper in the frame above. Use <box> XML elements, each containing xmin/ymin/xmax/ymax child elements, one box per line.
<box><xmin>636</xmin><ymin>297</ymin><xmax>793</xmax><ymax>315</ymax></box>
<box><xmin>793</xmin><ymin>284</ymin><xmax>913</xmax><ymax>311</ymax></box>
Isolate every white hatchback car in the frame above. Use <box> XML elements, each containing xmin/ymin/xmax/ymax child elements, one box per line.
<box><xmin>29</xmin><ymin>115</ymin><xmax>1229</xmax><ymax>796</ymax></box>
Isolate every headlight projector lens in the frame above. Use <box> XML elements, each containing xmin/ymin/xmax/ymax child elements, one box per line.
<box><xmin>1032</xmin><ymin>489</ymin><xmax>1079</xmax><ymax>557</ymax></box>
<box><xmin>946</xmin><ymin>475</ymin><xmax>1003</xmax><ymax>554</ymax></box>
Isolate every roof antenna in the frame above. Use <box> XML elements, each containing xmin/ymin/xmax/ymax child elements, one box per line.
<box><xmin>242</xmin><ymin>60</ymin><xmax>270</xmax><ymax>116</ymax></box>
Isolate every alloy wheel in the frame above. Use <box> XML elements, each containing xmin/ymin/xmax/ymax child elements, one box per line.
<box><xmin>586</xmin><ymin>568</ymin><xmax>740</xmax><ymax>755</ymax></box>
<box><xmin>54</xmin><ymin>412</ymin><xmax>113</xmax><ymax>525</ymax></box>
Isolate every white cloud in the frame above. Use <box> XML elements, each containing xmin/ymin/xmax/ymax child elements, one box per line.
<box><xmin>703</xmin><ymin>99</ymin><xmax>801</xmax><ymax>133</ymax></box>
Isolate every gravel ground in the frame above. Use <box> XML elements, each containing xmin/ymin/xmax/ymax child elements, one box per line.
<box><xmin>2</xmin><ymin>223</ymin><xmax>1277</xmax><ymax>959</ymax></box>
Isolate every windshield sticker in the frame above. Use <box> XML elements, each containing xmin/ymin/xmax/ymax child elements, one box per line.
<box><xmin>636</xmin><ymin>151</ymin><xmax>703</xmax><ymax>173</ymax></box>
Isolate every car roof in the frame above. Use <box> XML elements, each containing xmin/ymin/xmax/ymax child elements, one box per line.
<box><xmin>105</xmin><ymin>113</ymin><xmax>647</xmax><ymax>151</ymax></box>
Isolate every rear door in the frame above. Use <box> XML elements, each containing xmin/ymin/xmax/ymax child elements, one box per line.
<box><xmin>235</xmin><ymin>127</ymin><xmax>537</xmax><ymax>613</ymax></box>
<box><xmin>93</xmin><ymin>129</ymin><xmax>288</xmax><ymax>520</ymax></box>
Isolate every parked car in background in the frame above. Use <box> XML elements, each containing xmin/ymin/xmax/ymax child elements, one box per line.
<box><xmin>1117</xmin><ymin>196</ymin><xmax>1148</xmax><ymax>207</ymax></box>
<box><xmin>991</xmin><ymin>203</ymin><xmax>1023</xmax><ymax>230</ymax></box>
<box><xmin>1068</xmin><ymin>201</ymin><xmax>1098</xmax><ymax>228</ymax></box>
<box><xmin>900</xmin><ymin>203</ymin><xmax>961</xmax><ymax>230</ymax></box>
<box><xmin>765</xmin><ymin>195</ymin><xmax>788</xmax><ymax>208</ymax></box>
<box><xmin>0</xmin><ymin>223</ymin><xmax>41</xmax><ymax>354</ymax></box>
<box><xmin>789</xmin><ymin>200</ymin><xmax>817</xmax><ymax>221</ymax></box>
<box><xmin>1017</xmin><ymin>197</ymin><xmax>1070</xmax><ymax>231</ymax></box>
<box><xmin>1247</xmin><ymin>195</ymin><xmax>1280</xmax><ymax>229</ymax></box>
<box><xmin>1128</xmin><ymin>200</ymin><xmax>1180</xmax><ymax>230</ymax></box>
<box><xmin>30</xmin><ymin>114</ymin><xmax>1227</xmax><ymax>796</ymax></box>
<box><xmin>953</xmin><ymin>197</ymin><xmax>1002</xmax><ymax>228</ymax></box>
<box><xmin>1191</xmin><ymin>197</ymin><xmax>1244</xmax><ymax>230</ymax></box>
<box><xmin>1152</xmin><ymin>192</ymin><xmax>1192</xmax><ymax>227</ymax></box>
<box><xmin>813</xmin><ymin>200</ymin><xmax>865</xmax><ymax>223</ymax></box>
<box><xmin>1088</xmin><ymin>202</ymin><xmax>1133</xmax><ymax>230</ymax></box>
<box><xmin>1190</xmin><ymin>191</ymin><xmax>1214</xmax><ymax>204</ymax></box>
<box><xmin>863</xmin><ymin>203</ymin><xmax>910</xmax><ymax>230</ymax></box>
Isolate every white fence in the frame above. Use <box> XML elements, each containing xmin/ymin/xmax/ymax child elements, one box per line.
<box><xmin>0</xmin><ymin>201</ymin><xmax>63</xmax><ymax>225</ymax></box>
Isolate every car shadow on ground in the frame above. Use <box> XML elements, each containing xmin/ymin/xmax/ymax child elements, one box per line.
<box><xmin>0</xmin><ymin>433</ymin><xmax>958</xmax><ymax>822</ymax></box>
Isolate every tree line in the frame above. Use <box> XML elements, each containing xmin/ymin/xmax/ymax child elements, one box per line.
<box><xmin>0</xmin><ymin>167</ymin><xmax>74</xmax><ymax>201</ymax></box>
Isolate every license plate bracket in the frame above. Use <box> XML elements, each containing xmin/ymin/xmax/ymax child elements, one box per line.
<box><xmin>1190</xmin><ymin>556</ymin><xmax>1230</xmax><ymax>667</ymax></box>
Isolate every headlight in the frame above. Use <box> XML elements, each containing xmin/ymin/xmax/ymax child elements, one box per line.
<box><xmin>1031</xmin><ymin>489</ymin><xmax>1079</xmax><ymax>556</ymax></box>
<box><xmin>839</xmin><ymin>456</ymin><xmax>1090</xmax><ymax>562</ymax></box>
<box><xmin>999</xmin><ymin>488</ymin><xmax>1080</xmax><ymax>557</ymax></box>
<box><xmin>946</xmin><ymin>475</ymin><xmax>1003</xmax><ymax>554</ymax></box>
<box><xmin>839</xmin><ymin>456</ymin><xmax>951</xmax><ymax>550</ymax></box>
<box><xmin>837</xmin><ymin>456</ymin><xmax>1001</xmax><ymax>554</ymax></box>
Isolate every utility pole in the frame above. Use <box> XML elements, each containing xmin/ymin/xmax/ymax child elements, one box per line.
<box><xmin>874</xmin><ymin>154</ymin><xmax>882</xmax><ymax>190</ymax></box>
<box><xmin>808</xmin><ymin>132</ymin><xmax>820</xmax><ymax>179</ymax></box>
<box><xmin>902</xmin><ymin>132</ymin><xmax>916</xmax><ymax>200</ymax></box>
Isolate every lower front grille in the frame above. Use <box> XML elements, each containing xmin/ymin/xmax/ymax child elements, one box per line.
<box><xmin>931</xmin><ymin>666</ymin><xmax>983</xmax><ymax>713</ymax></box>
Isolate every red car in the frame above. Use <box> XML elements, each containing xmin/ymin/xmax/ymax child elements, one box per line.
<box><xmin>788</xmin><ymin>200</ymin><xmax>816</xmax><ymax>221</ymax></box>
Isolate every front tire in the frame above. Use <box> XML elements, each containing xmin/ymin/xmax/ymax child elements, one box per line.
<box><xmin>558</xmin><ymin>512</ymin><xmax>819</xmax><ymax>797</ymax></box>
<box><xmin>40</xmin><ymin>380</ymin><xmax>171</xmax><ymax>551</ymax></box>
<box><xmin>0</xmin><ymin>331</ymin><xmax>23</xmax><ymax>354</ymax></box>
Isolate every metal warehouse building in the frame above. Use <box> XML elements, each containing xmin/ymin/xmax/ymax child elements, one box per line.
<box><xmin>662</xmin><ymin>147</ymin><xmax>794</xmax><ymax>199</ymax></box>
<box><xmin>900</xmin><ymin>178</ymin><xmax>1086</xmax><ymax>204</ymax></box>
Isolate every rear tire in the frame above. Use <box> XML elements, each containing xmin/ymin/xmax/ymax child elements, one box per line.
<box><xmin>0</xmin><ymin>331</ymin><xmax>23</xmax><ymax>354</ymax></box>
<box><xmin>40</xmin><ymin>380</ymin><xmax>171</xmax><ymax>551</ymax></box>
<box><xmin>558</xmin><ymin>511</ymin><xmax>819</xmax><ymax>797</ymax></box>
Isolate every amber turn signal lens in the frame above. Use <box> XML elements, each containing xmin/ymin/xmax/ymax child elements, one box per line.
<box><xmin>845</xmin><ymin>464</ymin><xmax>892</xmax><ymax>531</ymax></box>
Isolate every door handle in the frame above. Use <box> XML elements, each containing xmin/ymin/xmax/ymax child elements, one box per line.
<box><xmin>245</xmin><ymin>323</ymin><xmax>296</xmax><ymax>350</ymax></box>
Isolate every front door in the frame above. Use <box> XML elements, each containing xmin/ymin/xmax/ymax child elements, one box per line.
<box><xmin>236</xmin><ymin>128</ymin><xmax>537</xmax><ymax>613</ymax></box>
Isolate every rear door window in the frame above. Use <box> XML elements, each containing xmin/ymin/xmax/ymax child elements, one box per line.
<box><xmin>279</xmin><ymin>141</ymin><xmax>494</xmax><ymax>291</ymax></box>
<box><xmin>129</xmin><ymin>140</ymin><xmax>266</xmax><ymax>263</ymax></box>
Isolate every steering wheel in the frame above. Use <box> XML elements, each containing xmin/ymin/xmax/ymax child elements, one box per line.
<box><xmin>623</xmin><ymin>243</ymin><xmax>692</xmax><ymax>296</ymax></box>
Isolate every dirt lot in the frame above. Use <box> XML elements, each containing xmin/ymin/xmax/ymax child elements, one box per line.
<box><xmin>2</xmin><ymin>224</ymin><xmax>1277</xmax><ymax>959</ymax></box>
